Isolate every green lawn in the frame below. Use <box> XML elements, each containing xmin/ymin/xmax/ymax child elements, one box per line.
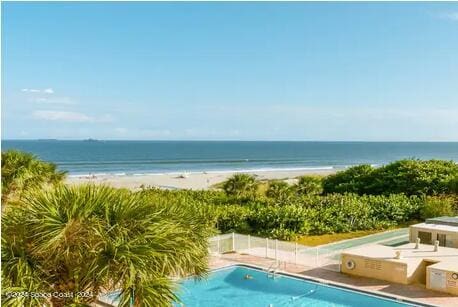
<box><xmin>296</xmin><ymin>220</ymin><xmax>419</xmax><ymax>247</ymax></box>
<box><xmin>295</xmin><ymin>229</ymin><xmax>383</xmax><ymax>246</ymax></box>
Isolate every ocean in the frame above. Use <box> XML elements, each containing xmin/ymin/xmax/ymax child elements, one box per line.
<box><xmin>2</xmin><ymin>140</ymin><xmax>458</xmax><ymax>176</ymax></box>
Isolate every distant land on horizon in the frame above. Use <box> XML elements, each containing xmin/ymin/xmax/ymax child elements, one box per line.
<box><xmin>3</xmin><ymin>139</ymin><xmax>458</xmax><ymax>143</ymax></box>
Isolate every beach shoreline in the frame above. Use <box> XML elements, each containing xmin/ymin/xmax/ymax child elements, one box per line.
<box><xmin>66</xmin><ymin>168</ymin><xmax>336</xmax><ymax>190</ymax></box>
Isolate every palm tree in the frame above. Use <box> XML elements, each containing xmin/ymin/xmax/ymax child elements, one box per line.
<box><xmin>295</xmin><ymin>176</ymin><xmax>323</xmax><ymax>195</ymax></box>
<box><xmin>2</xmin><ymin>184</ymin><xmax>212</xmax><ymax>307</ymax></box>
<box><xmin>222</xmin><ymin>174</ymin><xmax>258</xmax><ymax>199</ymax></box>
<box><xmin>266</xmin><ymin>180</ymin><xmax>292</xmax><ymax>200</ymax></box>
<box><xmin>1</xmin><ymin>150</ymin><xmax>66</xmax><ymax>205</ymax></box>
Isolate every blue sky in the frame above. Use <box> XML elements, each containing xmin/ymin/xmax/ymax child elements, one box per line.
<box><xmin>2</xmin><ymin>2</ymin><xmax>458</xmax><ymax>141</ymax></box>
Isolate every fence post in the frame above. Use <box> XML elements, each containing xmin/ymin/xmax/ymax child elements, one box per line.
<box><xmin>265</xmin><ymin>238</ymin><xmax>269</xmax><ymax>258</ymax></box>
<box><xmin>232</xmin><ymin>232</ymin><xmax>235</xmax><ymax>252</ymax></box>
<box><xmin>275</xmin><ymin>239</ymin><xmax>278</xmax><ymax>260</ymax></box>
<box><xmin>339</xmin><ymin>249</ymin><xmax>342</xmax><ymax>272</ymax></box>
<box><xmin>217</xmin><ymin>235</ymin><xmax>220</xmax><ymax>254</ymax></box>
<box><xmin>294</xmin><ymin>242</ymin><xmax>298</xmax><ymax>264</ymax></box>
<box><xmin>247</xmin><ymin>235</ymin><xmax>251</xmax><ymax>252</ymax></box>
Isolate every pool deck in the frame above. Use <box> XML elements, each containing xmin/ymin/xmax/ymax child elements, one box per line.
<box><xmin>210</xmin><ymin>253</ymin><xmax>458</xmax><ymax>307</ymax></box>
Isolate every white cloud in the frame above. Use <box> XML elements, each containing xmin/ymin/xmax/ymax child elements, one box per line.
<box><xmin>33</xmin><ymin>111</ymin><xmax>92</xmax><ymax>122</ymax></box>
<box><xmin>31</xmin><ymin>97</ymin><xmax>76</xmax><ymax>105</ymax></box>
<box><xmin>22</xmin><ymin>88</ymin><xmax>78</xmax><ymax>106</ymax></box>
<box><xmin>32</xmin><ymin>110</ymin><xmax>114</xmax><ymax>123</ymax></box>
<box><xmin>21</xmin><ymin>88</ymin><xmax>55</xmax><ymax>94</ymax></box>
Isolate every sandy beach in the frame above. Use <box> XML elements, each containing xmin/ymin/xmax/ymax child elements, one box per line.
<box><xmin>66</xmin><ymin>169</ymin><xmax>336</xmax><ymax>190</ymax></box>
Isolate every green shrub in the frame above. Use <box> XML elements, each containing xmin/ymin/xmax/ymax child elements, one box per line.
<box><xmin>323</xmin><ymin>160</ymin><xmax>458</xmax><ymax>196</ymax></box>
<box><xmin>371</xmin><ymin>160</ymin><xmax>458</xmax><ymax>195</ymax></box>
<box><xmin>420</xmin><ymin>196</ymin><xmax>456</xmax><ymax>219</ymax></box>
<box><xmin>368</xmin><ymin>194</ymin><xmax>422</xmax><ymax>222</ymax></box>
<box><xmin>215</xmin><ymin>205</ymin><xmax>252</xmax><ymax>233</ymax></box>
<box><xmin>323</xmin><ymin>165</ymin><xmax>374</xmax><ymax>194</ymax></box>
<box><xmin>266</xmin><ymin>180</ymin><xmax>293</xmax><ymax>199</ymax></box>
<box><xmin>1</xmin><ymin>150</ymin><xmax>67</xmax><ymax>204</ymax></box>
<box><xmin>136</xmin><ymin>181</ymin><xmax>438</xmax><ymax>242</ymax></box>
<box><xmin>295</xmin><ymin>176</ymin><xmax>323</xmax><ymax>195</ymax></box>
<box><xmin>222</xmin><ymin>174</ymin><xmax>258</xmax><ymax>199</ymax></box>
<box><xmin>305</xmin><ymin>194</ymin><xmax>377</xmax><ymax>234</ymax></box>
<box><xmin>445</xmin><ymin>176</ymin><xmax>458</xmax><ymax>194</ymax></box>
<box><xmin>248</xmin><ymin>204</ymin><xmax>312</xmax><ymax>239</ymax></box>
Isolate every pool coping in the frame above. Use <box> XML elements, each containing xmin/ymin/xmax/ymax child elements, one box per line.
<box><xmin>99</xmin><ymin>262</ymin><xmax>439</xmax><ymax>307</ymax></box>
<box><xmin>214</xmin><ymin>263</ymin><xmax>437</xmax><ymax>307</ymax></box>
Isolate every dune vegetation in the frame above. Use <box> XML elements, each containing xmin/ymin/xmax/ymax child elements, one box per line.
<box><xmin>140</xmin><ymin>159</ymin><xmax>458</xmax><ymax>241</ymax></box>
<box><xmin>1</xmin><ymin>150</ymin><xmax>67</xmax><ymax>205</ymax></box>
<box><xmin>2</xmin><ymin>151</ymin><xmax>457</xmax><ymax>306</ymax></box>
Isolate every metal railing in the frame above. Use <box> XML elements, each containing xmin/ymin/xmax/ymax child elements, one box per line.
<box><xmin>209</xmin><ymin>233</ymin><xmax>342</xmax><ymax>272</ymax></box>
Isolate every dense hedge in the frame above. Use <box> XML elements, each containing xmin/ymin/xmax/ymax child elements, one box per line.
<box><xmin>323</xmin><ymin>159</ymin><xmax>458</xmax><ymax>196</ymax></box>
<box><xmin>215</xmin><ymin>193</ymin><xmax>426</xmax><ymax>240</ymax></box>
<box><xmin>138</xmin><ymin>159</ymin><xmax>458</xmax><ymax>241</ymax></box>
<box><xmin>138</xmin><ymin>188</ymin><xmax>457</xmax><ymax>241</ymax></box>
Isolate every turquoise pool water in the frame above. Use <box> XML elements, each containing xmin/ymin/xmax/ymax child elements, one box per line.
<box><xmin>175</xmin><ymin>265</ymin><xmax>417</xmax><ymax>307</ymax></box>
<box><xmin>103</xmin><ymin>265</ymin><xmax>420</xmax><ymax>306</ymax></box>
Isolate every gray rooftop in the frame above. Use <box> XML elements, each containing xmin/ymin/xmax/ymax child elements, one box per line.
<box><xmin>425</xmin><ymin>216</ymin><xmax>458</xmax><ymax>227</ymax></box>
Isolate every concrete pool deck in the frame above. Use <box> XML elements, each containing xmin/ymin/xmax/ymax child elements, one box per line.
<box><xmin>210</xmin><ymin>253</ymin><xmax>458</xmax><ymax>307</ymax></box>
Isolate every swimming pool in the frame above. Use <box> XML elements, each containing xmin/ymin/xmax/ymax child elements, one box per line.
<box><xmin>103</xmin><ymin>265</ymin><xmax>423</xmax><ymax>306</ymax></box>
<box><xmin>173</xmin><ymin>265</ymin><xmax>420</xmax><ymax>307</ymax></box>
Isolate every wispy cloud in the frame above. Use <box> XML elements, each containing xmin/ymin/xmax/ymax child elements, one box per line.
<box><xmin>30</xmin><ymin>97</ymin><xmax>76</xmax><ymax>105</ymax></box>
<box><xmin>22</xmin><ymin>88</ymin><xmax>76</xmax><ymax>105</ymax></box>
<box><xmin>32</xmin><ymin>110</ymin><xmax>113</xmax><ymax>123</ymax></box>
<box><xmin>21</xmin><ymin>88</ymin><xmax>55</xmax><ymax>94</ymax></box>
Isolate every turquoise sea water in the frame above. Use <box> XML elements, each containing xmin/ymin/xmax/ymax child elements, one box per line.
<box><xmin>2</xmin><ymin>140</ymin><xmax>457</xmax><ymax>176</ymax></box>
<box><xmin>103</xmin><ymin>265</ymin><xmax>419</xmax><ymax>306</ymax></box>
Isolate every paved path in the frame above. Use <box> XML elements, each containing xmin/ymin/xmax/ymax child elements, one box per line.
<box><xmin>211</xmin><ymin>253</ymin><xmax>458</xmax><ymax>307</ymax></box>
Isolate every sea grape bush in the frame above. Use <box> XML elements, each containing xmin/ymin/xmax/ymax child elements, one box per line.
<box><xmin>322</xmin><ymin>164</ymin><xmax>374</xmax><ymax>195</ymax></box>
<box><xmin>136</xmin><ymin>159</ymin><xmax>458</xmax><ymax>241</ymax></box>
<box><xmin>139</xmin><ymin>188</ymin><xmax>456</xmax><ymax>241</ymax></box>
<box><xmin>323</xmin><ymin>159</ymin><xmax>458</xmax><ymax>196</ymax></box>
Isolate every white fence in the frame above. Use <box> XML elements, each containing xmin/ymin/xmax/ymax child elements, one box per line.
<box><xmin>209</xmin><ymin>233</ymin><xmax>342</xmax><ymax>272</ymax></box>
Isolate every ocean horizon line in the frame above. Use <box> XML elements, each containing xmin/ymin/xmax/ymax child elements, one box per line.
<box><xmin>3</xmin><ymin>139</ymin><xmax>458</xmax><ymax>143</ymax></box>
<box><xmin>4</xmin><ymin>140</ymin><xmax>457</xmax><ymax>176</ymax></box>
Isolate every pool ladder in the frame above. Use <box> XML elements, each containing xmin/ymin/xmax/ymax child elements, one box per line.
<box><xmin>266</xmin><ymin>261</ymin><xmax>282</xmax><ymax>279</ymax></box>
